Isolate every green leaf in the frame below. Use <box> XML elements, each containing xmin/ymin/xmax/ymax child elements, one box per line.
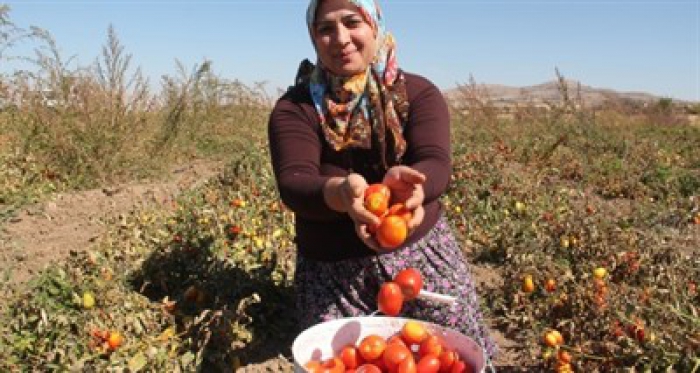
<box><xmin>128</xmin><ymin>352</ymin><xmax>148</xmax><ymax>372</ymax></box>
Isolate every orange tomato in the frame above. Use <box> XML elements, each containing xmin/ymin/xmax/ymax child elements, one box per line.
<box><xmin>340</xmin><ymin>344</ymin><xmax>364</xmax><ymax>370</ymax></box>
<box><xmin>544</xmin><ymin>330</ymin><xmax>564</xmax><ymax>347</ymax></box>
<box><xmin>383</xmin><ymin>343</ymin><xmax>412</xmax><ymax>371</ymax></box>
<box><xmin>394</xmin><ymin>268</ymin><xmax>423</xmax><ymax>301</ymax></box>
<box><xmin>378</xmin><ymin>282</ymin><xmax>404</xmax><ymax>316</ymax></box>
<box><xmin>401</xmin><ymin>320</ymin><xmax>428</xmax><ymax>345</ymax></box>
<box><xmin>358</xmin><ymin>335</ymin><xmax>387</xmax><ymax>362</ymax></box>
<box><xmin>557</xmin><ymin>350</ymin><xmax>572</xmax><ymax>364</ymax></box>
<box><xmin>305</xmin><ymin>360</ymin><xmax>322</xmax><ymax>372</ymax></box>
<box><xmin>107</xmin><ymin>331</ymin><xmax>123</xmax><ymax>350</ymax></box>
<box><xmin>321</xmin><ymin>357</ymin><xmax>345</xmax><ymax>373</ymax></box>
<box><xmin>364</xmin><ymin>184</ymin><xmax>391</xmax><ymax>217</ymax></box>
<box><xmin>522</xmin><ymin>275</ymin><xmax>535</xmax><ymax>293</ymax></box>
<box><xmin>377</xmin><ymin>215</ymin><xmax>408</xmax><ymax>249</ymax></box>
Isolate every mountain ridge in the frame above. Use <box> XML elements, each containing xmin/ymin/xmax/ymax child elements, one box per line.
<box><xmin>443</xmin><ymin>79</ymin><xmax>692</xmax><ymax>107</ymax></box>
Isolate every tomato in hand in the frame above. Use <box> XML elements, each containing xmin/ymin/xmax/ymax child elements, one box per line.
<box><xmin>377</xmin><ymin>215</ymin><xmax>408</xmax><ymax>249</ymax></box>
<box><xmin>394</xmin><ymin>267</ymin><xmax>423</xmax><ymax>300</ymax></box>
<box><xmin>364</xmin><ymin>184</ymin><xmax>391</xmax><ymax>217</ymax></box>
<box><xmin>378</xmin><ymin>281</ymin><xmax>404</xmax><ymax>316</ymax></box>
<box><xmin>387</xmin><ymin>203</ymin><xmax>412</xmax><ymax>223</ymax></box>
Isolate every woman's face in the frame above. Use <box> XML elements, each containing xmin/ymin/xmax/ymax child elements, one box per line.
<box><xmin>312</xmin><ymin>0</ymin><xmax>377</xmax><ymax>77</ymax></box>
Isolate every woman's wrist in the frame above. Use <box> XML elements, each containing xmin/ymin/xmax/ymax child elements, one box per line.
<box><xmin>323</xmin><ymin>177</ymin><xmax>347</xmax><ymax>213</ymax></box>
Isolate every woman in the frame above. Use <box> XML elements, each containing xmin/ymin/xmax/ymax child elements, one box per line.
<box><xmin>268</xmin><ymin>0</ymin><xmax>497</xmax><ymax>360</ymax></box>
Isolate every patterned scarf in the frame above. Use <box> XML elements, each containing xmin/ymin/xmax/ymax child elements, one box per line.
<box><xmin>301</xmin><ymin>0</ymin><xmax>409</xmax><ymax>170</ymax></box>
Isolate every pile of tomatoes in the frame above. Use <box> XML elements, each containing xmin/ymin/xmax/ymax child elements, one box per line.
<box><xmin>304</xmin><ymin>319</ymin><xmax>474</xmax><ymax>373</ymax></box>
<box><xmin>364</xmin><ymin>184</ymin><xmax>413</xmax><ymax>249</ymax></box>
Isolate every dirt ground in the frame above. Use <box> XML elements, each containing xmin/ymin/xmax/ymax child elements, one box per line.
<box><xmin>0</xmin><ymin>161</ymin><xmax>521</xmax><ymax>371</ymax></box>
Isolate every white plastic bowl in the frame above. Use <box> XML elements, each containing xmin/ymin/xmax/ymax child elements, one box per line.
<box><xmin>292</xmin><ymin>316</ymin><xmax>485</xmax><ymax>372</ymax></box>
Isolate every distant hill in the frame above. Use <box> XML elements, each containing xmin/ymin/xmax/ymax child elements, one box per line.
<box><xmin>444</xmin><ymin>79</ymin><xmax>671</xmax><ymax>107</ymax></box>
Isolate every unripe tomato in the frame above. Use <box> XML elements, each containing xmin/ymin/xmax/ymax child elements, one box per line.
<box><xmin>378</xmin><ymin>282</ymin><xmax>404</xmax><ymax>316</ymax></box>
<box><xmin>593</xmin><ymin>267</ymin><xmax>607</xmax><ymax>279</ymax></box>
<box><xmin>394</xmin><ymin>268</ymin><xmax>423</xmax><ymax>300</ymax></box>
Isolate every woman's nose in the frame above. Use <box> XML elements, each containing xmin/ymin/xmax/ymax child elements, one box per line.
<box><xmin>334</xmin><ymin>25</ymin><xmax>351</xmax><ymax>46</ymax></box>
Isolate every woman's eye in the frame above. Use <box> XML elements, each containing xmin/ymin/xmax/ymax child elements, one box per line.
<box><xmin>316</xmin><ymin>25</ymin><xmax>333</xmax><ymax>34</ymax></box>
<box><xmin>345</xmin><ymin>18</ymin><xmax>362</xmax><ymax>28</ymax></box>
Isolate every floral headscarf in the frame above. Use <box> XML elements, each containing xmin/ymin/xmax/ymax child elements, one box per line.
<box><xmin>300</xmin><ymin>0</ymin><xmax>409</xmax><ymax>170</ymax></box>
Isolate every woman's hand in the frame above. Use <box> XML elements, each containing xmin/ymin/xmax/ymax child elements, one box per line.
<box><xmin>323</xmin><ymin>174</ymin><xmax>383</xmax><ymax>250</ymax></box>
<box><xmin>383</xmin><ymin>165</ymin><xmax>426</xmax><ymax>231</ymax></box>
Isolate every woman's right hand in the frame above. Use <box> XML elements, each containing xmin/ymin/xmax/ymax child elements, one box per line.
<box><xmin>323</xmin><ymin>174</ymin><xmax>383</xmax><ymax>251</ymax></box>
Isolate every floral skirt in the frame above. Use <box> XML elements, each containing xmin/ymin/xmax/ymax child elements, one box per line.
<box><xmin>294</xmin><ymin>215</ymin><xmax>498</xmax><ymax>359</ymax></box>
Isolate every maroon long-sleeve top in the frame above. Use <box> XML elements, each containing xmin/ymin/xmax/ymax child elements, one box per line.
<box><xmin>268</xmin><ymin>72</ymin><xmax>452</xmax><ymax>262</ymax></box>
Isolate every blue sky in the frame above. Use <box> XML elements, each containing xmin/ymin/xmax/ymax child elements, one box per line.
<box><xmin>2</xmin><ymin>0</ymin><xmax>699</xmax><ymax>101</ymax></box>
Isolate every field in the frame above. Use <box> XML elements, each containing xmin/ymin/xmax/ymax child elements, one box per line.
<box><xmin>2</xmin><ymin>10</ymin><xmax>700</xmax><ymax>372</ymax></box>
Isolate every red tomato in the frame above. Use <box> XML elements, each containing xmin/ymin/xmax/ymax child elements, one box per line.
<box><xmin>355</xmin><ymin>363</ymin><xmax>382</xmax><ymax>373</ymax></box>
<box><xmin>450</xmin><ymin>360</ymin><xmax>473</xmax><ymax>373</ymax></box>
<box><xmin>387</xmin><ymin>203</ymin><xmax>412</xmax><ymax>223</ymax></box>
<box><xmin>394</xmin><ymin>268</ymin><xmax>423</xmax><ymax>300</ymax></box>
<box><xmin>387</xmin><ymin>334</ymin><xmax>409</xmax><ymax>348</ymax></box>
<box><xmin>378</xmin><ymin>282</ymin><xmax>404</xmax><ymax>316</ymax></box>
<box><xmin>437</xmin><ymin>349</ymin><xmax>457</xmax><ymax>372</ymax></box>
<box><xmin>340</xmin><ymin>344</ymin><xmax>364</xmax><ymax>370</ymax></box>
<box><xmin>398</xmin><ymin>355</ymin><xmax>417</xmax><ymax>373</ymax></box>
<box><xmin>358</xmin><ymin>335</ymin><xmax>387</xmax><ymax>362</ymax></box>
<box><xmin>383</xmin><ymin>343</ymin><xmax>412</xmax><ymax>371</ymax></box>
<box><xmin>418</xmin><ymin>335</ymin><xmax>443</xmax><ymax>358</ymax></box>
<box><xmin>416</xmin><ymin>354</ymin><xmax>441</xmax><ymax>373</ymax></box>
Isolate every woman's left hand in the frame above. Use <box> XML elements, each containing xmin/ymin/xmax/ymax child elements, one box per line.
<box><xmin>383</xmin><ymin>165</ymin><xmax>426</xmax><ymax>231</ymax></box>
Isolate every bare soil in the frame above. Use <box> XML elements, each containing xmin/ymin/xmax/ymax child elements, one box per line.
<box><xmin>0</xmin><ymin>160</ymin><xmax>522</xmax><ymax>371</ymax></box>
